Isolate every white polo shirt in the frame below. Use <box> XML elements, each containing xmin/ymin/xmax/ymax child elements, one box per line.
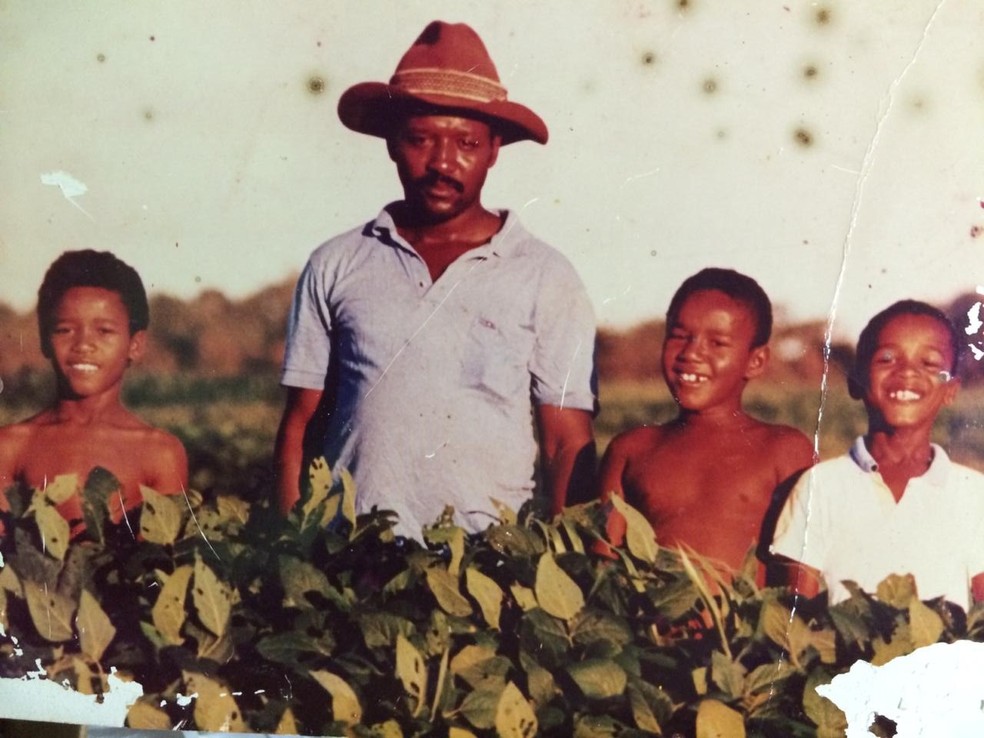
<box><xmin>772</xmin><ymin>437</ymin><xmax>984</xmax><ymax>608</ymax></box>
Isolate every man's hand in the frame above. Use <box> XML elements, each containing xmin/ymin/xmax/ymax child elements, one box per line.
<box><xmin>535</xmin><ymin>405</ymin><xmax>595</xmax><ymax>516</ymax></box>
<box><xmin>274</xmin><ymin>387</ymin><xmax>324</xmax><ymax>515</ymax></box>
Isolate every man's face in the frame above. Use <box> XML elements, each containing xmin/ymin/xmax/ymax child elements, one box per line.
<box><xmin>661</xmin><ymin>289</ymin><xmax>767</xmax><ymax>416</ymax></box>
<box><xmin>863</xmin><ymin>313</ymin><xmax>958</xmax><ymax>432</ymax></box>
<box><xmin>388</xmin><ymin>115</ymin><xmax>500</xmax><ymax>225</ymax></box>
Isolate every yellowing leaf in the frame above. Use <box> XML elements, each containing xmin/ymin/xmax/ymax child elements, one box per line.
<box><xmin>610</xmin><ymin>494</ymin><xmax>658</xmax><ymax>564</ymax></box>
<box><xmin>495</xmin><ymin>681</ymin><xmax>537</xmax><ymax>738</ymax></box>
<box><xmin>303</xmin><ymin>456</ymin><xmax>333</xmax><ymax>519</ymax></box>
<box><xmin>425</xmin><ymin>565</ymin><xmax>472</xmax><ymax>617</ymax></box>
<box><xmin>193</xmin><ymin>555</ymin><xmax>232</xmax><ymax>638</ymax></box>
<box><xmin>567</xmin><ymin>659</ymin><xmax>627</xmax><ymax>699</ymax></box>
<box><xmin>340</xmin><ymin>467</ymin><xmax>357</xmax><ymax>528</ymax></box>
<box><xmin>871</xmin><ymin>627</ymin><xmax>915</xmax><ymax>666</ymax></box>
<box><xmin>311</xmin><ymin>670</ymin><xmax>363</xmax><ymax>725</ymax></box>
<box><xmin>275</xmin><ymin>707</ymin><xmax>299</xmax><ymax>735</ymax></box>
<box><xmin>449</xmin><ymin>727</ymin><xmax>479</xmax><ymax>738</ymax></box>
<box><xmin>534</xmin><ymin>552</ymin><xmax>584</xmax><ymax>621</ymax></box>
<box><xmin>510</xmin><ymin>584</ymin><xmax>538</xmax><ymax>611</ymax></box>
<box><xmin>489</xmin><ymin>498</ymin><xmax>518</xmax><ymax>526</ymax></box>
<box><xmin>183</xmin><ymin>671</ymin><xmax>246</xmax><ymax>733</ymax></box>
<box><xmin>0</xmin><ymin>589</ymin><xmax>8</xmax><ymax>634</ymax></box>
<box><xmin>466</xmin><ymin>567</ymin><xmax>503</xmax><ymax>630</ymax></box>
<box><xmin>152</xmin><ymin>565</ymin><xmax>193</xmax><ymax>645</ymax></box>
<box><xmin>127</xmin><ymin>698</ymin><xmax>173</xmax><ymax>731</ymax></box>
<box><xmin>33</xmin><ymin>502</ymin><xmax>70</xmax><ymax>561</ymax></box>
<box><xmin>696</xmin><ymin>698</ymin><xmax>746</xmax><ymax>738</ymax></box>
<box><xmin>139</xmin><ymin>486</ymin><xmax>184</xmax><ymax>545</ymax></box>
<box><xmin>24</xmin><ymin>581</ymin><xmax>75</xmax><ymax>642</ymax></box>
<box><xmin>41</xmin><ymin>474</ymin><xmax>79</xmax><ymax>505</ymax></box>
<box><xmin>395</xmin><ymin>633</ymin><xmax>427</xmax><ymax>717</ymax></box>
<box><xmin>76</xmin><ymin>589</ymin><xmax>116</xmax><ymax>661</ymax></box>
<box><xmin>908</xmin><ymin>599</ymin><xmax>944</xmax><ymax>648</ymax></box>
<box><xmin>692</xmin><ymin>666</ymin><xmax>708</xmax><ymax>696</ymax></box>
<box><xmin>876</xmin><ymin>573</ymin><xmax>918</xmax><ymax>608</ymax></box>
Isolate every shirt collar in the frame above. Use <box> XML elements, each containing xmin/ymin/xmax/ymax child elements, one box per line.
<box><xmin>849</xmin><ymin>435</ymin><xmax>950</xmax><ymax>487</ymax></box>
<box><xmin>370</xmin><ymin>206</ymin><xmax>519</xmax><ymax>258</ymax></box>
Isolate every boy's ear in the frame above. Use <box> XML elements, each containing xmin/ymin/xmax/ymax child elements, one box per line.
<box><xmin>941</xmin><ymin>375</ymin><xmax>961</xmax><ymax>406</ymax></box>
<box><xmin>744</xmin><ymin>344</ymin><xmax>769</xmax><ymax>380</ymax></box>
<box><xmin>127</xmin><ymin>330</ymin><xmax>147</xmax><ymax>364</ymax></box>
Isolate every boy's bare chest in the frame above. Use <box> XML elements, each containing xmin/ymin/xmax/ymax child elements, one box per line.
<box><xmin>19</xmin><ymin>425</ymin><xmax>148</xmax><ymax>492</ymax></box>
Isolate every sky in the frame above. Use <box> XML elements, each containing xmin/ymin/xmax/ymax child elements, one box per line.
<box><xmin>2</xmin><ymin>1</ymin><xmax>983</xmax><ymax>339</ymax></box>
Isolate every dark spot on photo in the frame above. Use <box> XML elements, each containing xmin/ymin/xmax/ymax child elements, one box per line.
<box><xmin>971</xmin><ymin>225</ymin><xmax>982</xmax><ymax>239</ymax></box>
<box><xmin>308</xmin><ymin>76</ymin><xmax>326</xmax><ymax>94</ymax></box>
<box><xmin>793</xmin><ymin>127</ymin><xmax>814</xmax><ymax>147</ymax></box>
<box><xmin>909</xmin><ymin>95</ymin><xmax>927</xmax><ymax>111</ymax></box>
<box><xmin>641</xmin><ymin>51</ymin><xmax>656</xmax><ymax>66</ymax></box>
<box><xmin>803</xmin><ymin>64</ymin><xmax>818</xmax><ymax>80</ymax></box>
<box><xmin>149</xmin><ymin>35</ymin><xmax>156</xmax><ymax>42</ymax></box>
<box><xmin>716</xmin><ymin>128</ymin><xmax>727</xmax><ymax>140</ymax></box>
<box><xmin>702</xmin><ymin>77</ymin><xmax>718</xmax><ymax>94</ymax></box>
<box><xmin>143</xmin><ymin>109</ymin><xmax>154</xmax><ymax>121</ymax></box>
<box><xmin>96</xmin><ymin>53</ymin><xmax>106</xmax><ymax>63</ymax></box>
<box><xmin>650</xmin><ymin>250</ymin><xmax>657</xmax><ymax>256</ymax></box>
<box><xmin>677</xmin><ymin>0</ymin><xmax>692</xmax><ymax>10</ymax></box>
<box><xmin>815</xmin><ymin>6</ymin><xmax>832</xmax><ymax>25</ymax></box>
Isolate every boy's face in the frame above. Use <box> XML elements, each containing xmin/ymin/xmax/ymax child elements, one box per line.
<box><xmin>863</xmin><ymin>313</ymin><xmax>958</xmax><ymax>432</ymax></box>
<box><xmin>46</xmin><ymin>286</ymin><xmax>145</xmax><ymax>400</ymax></box>
<box><xmin>662</xmin><ymin>289</ymin><xmax>768</xmax><ymax>416</ymax></box>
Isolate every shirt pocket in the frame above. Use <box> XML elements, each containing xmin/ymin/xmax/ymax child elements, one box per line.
<box><xmin>462</xmin><ymin>315</ymin><xmax>532</xmax><ymax>402</ymax></box>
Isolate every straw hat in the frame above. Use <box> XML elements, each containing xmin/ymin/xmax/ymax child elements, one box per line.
<box><xmin>337</xmin><ymin>21</ymin><xmax>548</xmax><ymax>145</ymax></box>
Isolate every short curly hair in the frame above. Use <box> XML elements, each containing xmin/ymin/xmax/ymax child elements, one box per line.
<box><xmin>666</xmin><ymin>267</ymin><xmax>773</xmax><ymax>348</ymax></box>
<box><xmin>37</xmin><ymin>250</ymin><xmax>149</xmax><ymax>353</ymax></box>
<box><xmin>849</xmin><ymin>299</ymin><xmax>960</xmax><ymax>399</ymax></box>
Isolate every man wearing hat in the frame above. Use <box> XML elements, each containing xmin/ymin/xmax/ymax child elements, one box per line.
<box><xmin>275</xmin><ymin>21</ymin><xmax>597</xmax><ymax>537</ymax></box>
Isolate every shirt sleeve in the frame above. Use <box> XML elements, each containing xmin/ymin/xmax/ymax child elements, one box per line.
<box><xmin>770</xmin><ymin>467</ymin><xmax>826</xmax><ymax>569</ymax></box>
<box><xmin>529</xmin><ymin>255</ymin><xmax>598</xmax><ymax>413</ymax></box>
<box><xmin>280</xmin><ymin>257</ymin><xmax>332</xmax><ymax>390</ymax></box>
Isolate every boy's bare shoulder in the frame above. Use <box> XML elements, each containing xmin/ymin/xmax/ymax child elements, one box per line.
<box><xmin>605</xmin><ymin>424</ymin><xmax>672</xmax><ymax>461</ymax></box>
<box><xmin>748</xmin><ymin>419</ymin><xmax>815</xmax><ymax>472</ymax></box>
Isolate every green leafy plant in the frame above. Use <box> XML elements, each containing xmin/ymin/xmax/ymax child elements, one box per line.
<box><xmin>1</xmin><ymin>462</ymin><xmax>981</xmax><ymax>736</ymax></box>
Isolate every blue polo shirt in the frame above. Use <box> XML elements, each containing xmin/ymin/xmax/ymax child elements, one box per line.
<box><xmin>282</xmin><ymin>208</ymin><xmax>596</xmax><ymax>537</ymax></box>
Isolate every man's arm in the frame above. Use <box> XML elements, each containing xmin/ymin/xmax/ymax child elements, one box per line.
<box><xmin>535</xmin><ymin>405</ymin><xmax>595</xmax><ymax>516</ymax></box>
<box><xmin>274</xmin><ymin>387</ymin><xmax>324</xmax><ymax>515</ymax></box>
<box><xmin>769</xmin><ymin>554</ymin><xmax>822</xmax><ymax>598</ymax></box>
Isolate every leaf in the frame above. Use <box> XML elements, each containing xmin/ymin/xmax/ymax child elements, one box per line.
<box><xmin>495</xmin><ymin>681</ymin><xmax>537</xmax><ymax>738</ymax></box>
<box><xmin>256</xmin><ymin>631</ymin><xmax>334</xmax><ymax>663</ymax></box>
<box><xmin>609</xmin><ymin>495</ymin><xmax>658</xmax><ymax>564</ymax></box>
<box><xmin>24</xmin><ymin>580</ymin><xmax>75</xmax><ymax>642</ymax></box>
<box><xmin>192</xmin><ymin>555</ymin><xmax>232</xmax><ymax>638</ymax></box>
<box><xmin>40</xmin><ymin>474</ymin><xmax>79</xmax><ymax>505</ymax></box>
<box><xmin>76</xmin><ymin>589</ymin><xmax>116</xmax><ymax>661</ymax></box>
<box><xmin>802</xmin><ymin>668</ymin><xmax>848</xmax><ymax>736</ymax></box>
<box><xmin>340</xmin><ymin>467</ymin><xmax>357</xmax><ymax>528</ymax></box>
<box><xmin>572</xmin><ymin>608</ymin><xmax>633</xmax><ymax>649</ymax></box>
<box><xmin>510</xmin><ymin>584</ymin><xmax>538</xmax><ymax>611</ymax></box>
<box><xmin>139</xmin><ymin>485</ymin><xmax>184</xmax><ymax>545</ymax></box>
<box><xmin>183</xmin><ymin>671</ymin><xmax>246</xmax><ymax>733</ymax></box>
<box><xmin>302</xmin><ymin>456</ymin><xmax>333</xmax><ymax>519</ymax></box>
<box><xmin>33</xmin><ymin>502</ymin><xmax>70</xmax><ymax>561</ymax></box>
<box><xmin>459</xmin><ymin>684</ymin><xmax>505</xmax><ymax>730</ymax></box>
<box><xmin>312</xmin><ymin>670</ymin><xmax>363</xmax><ymax>725</ymax></box>
<box><xmin>534</xmin><ymin>552</ymin><xmax>584</xmax><ymax>621</ymax></box>
<box><xmin>876</xmin><ymin>573</ymin><xmax>918</xmax><ymax>609</ymax></box>
<box><xmin>359</xmin><ymin>612</ymin><xmax>414</xmax><ymax>648</ymax></box>
<box><xmin>567</xmin><ymin>659</ymin><xmax>627</xmax><ymax>699</ymax></box>
<box><xmin>127</xmin><ymin>697</ymin><xmax>173</xmax><ymax>731</ymax></box>
<box><xmin>395</xmin><ymin>633</ymin><xmax>427</xmax><ymax>717</ymax></box>
<box><xmin>0</xmin><ymin>589</ymin><xmax>7</xmax><ymax>634</ymax></box>
<box><xmin>520</xmin><ymin>651</ymin><xmax>556</xmax><ymax>707</ymax></box>
<box><xmin>82</xmin><ymin>467</ymin><xmax>121</xmax><ymax>543</ymax></box>
<box><xmin>692</xmin><ymin>666</ymin><xmax>708</xmax><ymax>696</ymax></box>
<box><xmin>279</xmin><ymin>556</ymin><xmax>337</xmax><ymax>610</ymax></box>
<box><xmin>466</xmin><ymin>566</ymin><xmax>503</xmax><ymax>630</ymax></box>
<box><xmin>628</xmin><ymin>677</ymin><xmax>673</xmax><ymax>733</ymax></box>
<box><xmin>908</xmin><ymin>599</ymin><xmax>944</xmax><ymax>648</ymax></box>
<box><xmin>871</xmin><ymin>627</ymin><xmax>914</xmax><ymax>666</ymax></box>
<box><xmin>710</xmin><ymin>650</ymin><xmax>746</xmax><ymax>700</ymax></box>
<box><xmin>425</xmin><ymin>565</ymin><xmax>472</xmax><ymax>617</ymax></box>
<box><xmin>695</xmin><ymin>698</ymin><xmax>745</xmax><ymax>738</ymax></box>
<box><xmin>449</xmin><ymin>728</ymin><xmax>479</xmax><ymax>738</ymax></box>
<box><xmin>275</xmin><ymin>707</ymin><xmax>299</xmax><ymax>735</ymax></box>
<box><xmin>151</xmin><ymin>565</ymin><xmax>193</xmax><ymax>645</ymax></box>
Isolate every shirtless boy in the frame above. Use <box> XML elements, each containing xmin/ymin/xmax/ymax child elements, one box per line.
<box><xmin>0</xmin><ymin>250</ymin><xmax>187</xmax><ymax>536</ymax></box>
<box><xmin>599</xmin><ymin>268</ymin><xmax>814</xmax><ymax>572</ymax></box>
<box><xmin>771</xmin><ymin>300</ymin><xmax>984</xmax><ymax>608</ymax></box>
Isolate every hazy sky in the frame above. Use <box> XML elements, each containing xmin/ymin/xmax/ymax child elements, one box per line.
<box><xmin>3</xmin><ymin>1</ymin><xmax>983</xmax><ymax>338</ymax></box>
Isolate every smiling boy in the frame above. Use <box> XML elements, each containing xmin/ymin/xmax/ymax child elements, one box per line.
<box><xmin>0</xmin><ymin>250</ymin><xmax>187</xmax><ymax>536</ymax></box>
<box><xmin>771</xmin><ymin>300</ymin><xmax>984</xmax><ymax>608</ymax></box>
<box><xmin>599</xmin><ymin>268</ymin><xmax>814</xmax><ymax>573</ymax></box>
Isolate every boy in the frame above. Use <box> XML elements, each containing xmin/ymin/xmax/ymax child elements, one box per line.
<box><xmin>771</xmin><ymin>300</ymin><xmax>984</xmax><ymax>608</ymax></box>
<box><xmin>0</xmin><ymin>250</ymin><xmax>187</xmax><ymax>536</ymax></box>
<box><xmin>599</xmin><ymin>268</ymin><xmax>814</xmax><ymax>573</ymax></box>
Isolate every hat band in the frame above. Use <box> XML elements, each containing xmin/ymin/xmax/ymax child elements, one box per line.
<box><xmin>390</xmin><ymin>68</ymin><xmax>508</xmax><ymax>104</ymax></box>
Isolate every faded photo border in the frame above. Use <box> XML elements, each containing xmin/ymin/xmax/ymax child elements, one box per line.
<box><xmin>2</xmin><ymin>1</ymin><xmax>984</xmax><ymax>734</ymax></box>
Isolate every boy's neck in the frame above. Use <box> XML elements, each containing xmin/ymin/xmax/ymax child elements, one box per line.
<box><xmin>865</xmin><ymin>429</ymin><xmax>934</xmax><ymax>470</ymax></box>
<box><xmin>675</xmin><ymin>406</ymin><xmax>754</xmax><ymax>430</ymax></box>
<box><xmin>52</xmin><ymin>393</ymin><xmax>128</xmax><ymax>425</ymax></box>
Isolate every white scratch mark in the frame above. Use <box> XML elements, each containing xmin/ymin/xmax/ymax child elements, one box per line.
<box><xmin>830</xmin><ymin>164</ymin><xmax>861</xmax><ymax>176</ymax></box>
<box><xmin>180</xmin><ymin>485</ymin><xmax>221</xmax><ymax>561</ymax></box>
<box><xmin>803</xmin><ymin>0</ymin><xmax>948</xmax><ymax>629</ymax></box>
<box><xmin>175</xmin><ymin>691</ymin><xmax>197</xmax><ymax>707</ymax></box>
<box><xmin>40</xmin><ymin>170</ymin><xmax>94</xmax><ymax>220</ymax></box>
<box><xmin>116</xmin><ymin>487</ymin><xmax>136</xmax><ymax>539</ymax></box>
<box><xmin>976</xmin><ymin>285</ymin><xmax>984</xmax><ymax>295</ymax></box>
<box><xmin>558</xmin><ymin>338</ymin><xmax>583</xmax><ymax>410</ymax></box>
<box><xmin>966</xmin><ymin>302</ymin><xmax>983</xmax><ymax>335</ymax></box>
<box><xmin>619</xmin><ymin>169</ymin><xmax>660</xmax><ymax>188</ymax></box>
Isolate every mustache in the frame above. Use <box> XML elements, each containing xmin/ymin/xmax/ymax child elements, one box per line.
<box><xmin>414</xmin><ymin>171</ymin><xmax>465</xmax><ymax>193</ymax></box>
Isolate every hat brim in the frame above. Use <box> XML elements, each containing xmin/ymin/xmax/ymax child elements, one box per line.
<box><xmin>337</xmin><ymin>82</ymin><xmax>548</xmax><ymax>145</ymax></box>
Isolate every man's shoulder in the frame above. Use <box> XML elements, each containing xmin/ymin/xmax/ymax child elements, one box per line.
<box><xmin>306</xmin><ymin>218</ymin><xmax>380</xmax><ymax>263</ymax></box>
